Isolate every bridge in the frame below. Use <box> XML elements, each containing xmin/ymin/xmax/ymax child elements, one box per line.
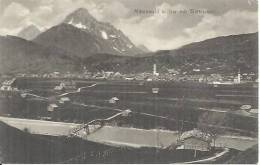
<box><xmin>69</xmin><ymin>110</ymin><xmax>131</xmax><ymax>137</ymax></box>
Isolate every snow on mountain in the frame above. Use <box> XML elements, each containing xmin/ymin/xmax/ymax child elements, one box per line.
<box><xmin>101</xmin><ymin>31</ymin><xmax>108</xmax><ymax>40</ymax></box>
<box><xmin>61</xmin><ymin>8</ymin><xmax>143</xmax><ymax>56</ymax></box>
<box><xmin>68</xmin><ymin>18</ymin><xmax>87</xmax><ymax>29</ymax></box>
<box><xmin>109</xmin><ymin>34</ymin><xmax>117</xmax><ymax>38</ymax></box>
<box><xmin>113</xmin><ymin>46</ymin><xmax>121</xmax><ymax>53</ymax></box>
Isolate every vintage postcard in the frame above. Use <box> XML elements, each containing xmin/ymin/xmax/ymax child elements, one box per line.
<box><xmin>0</xmin><ymin>0</ymin><xmax>258</xmax><ymax>164</ymax></box>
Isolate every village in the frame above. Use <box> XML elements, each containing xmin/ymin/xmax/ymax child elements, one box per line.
<box><xmin>2</xmin><ymin>64</ymin><xmax>256</xmax><ymax>84</ymax></box>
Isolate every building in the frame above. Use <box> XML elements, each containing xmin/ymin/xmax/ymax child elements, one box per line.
<box><xmin>59</xmin><ymin>97</ymin><xmax>70</xmax><ymax>104</ymax></box>
<box><xmin>152</xmin><ymin>88</ymin><xmax>159</xmax><ymax>94</ymax></box>
<box><xmin>54</xmin><ymin>81</ymin><xmax>76</xmax><ymax>91</ymax></box>
<box><xmin>125</xmin><ymin>77</ymin><xmax>134</xmax><ymax>80</ymax></box>
<box><xmin>0</xmin><ymin>78</ymin><xmax>17</xmax><ymax>91</ymax></box>
<box><xmin>192</xmin><ymin>68</ymin><xmax>200</xmax><ymax>72</ymax></box>
<box><xmin>237</xmin><ymin>70</ymin><xmax>241</xmax><ymax>83</ymax></box>
<box><xmin>54</xmin><ymin>83</ymin><xmax>65</xmax><ymax>91</ymax></box>
<box><xmin>182</xmin><ymin>136</ymin><xmax>211</xmax><ymax>151</ymax></box>
<box><xmin>146</xmin><ymin>78</ymin><xmax>153</xmax><ymax>81</ymax></box>
<box><xmin>249</xmin><ymin>109</ymin><xmax>258</xmax><ymax>117</ymax></box>
<box><xmin>234</xmin><ymin>70</ymin><xmax>241</xmax><ymax>83</ymax></box>
<box><xmin>47</xmin><ymin>104</ymin><xmax>58</xmax><ymax>112</ymax></box>
<box><xmin>109</xmin><ymin>97</ymin><xmax>119</xmax><ymax>104</ymax></box>
<box><xmin>179</xmin><ymin>129</ymin><xmax>212</xmax><ymax>152</ymax></box>
<box><xmin>121</xmin><ymin>109</ymin><xmax>132</xmax><ymax>117</ymax></box>
<box><xmin>153</xmin><ymin>64</ymin><xmax>159</xmax><ymax>76</ymax></box>
<box><xmin>240</xmin><ymin>104</ymin><xmax>252</xmax><ymax>110</ymax></box>
<box><xmin>249</xmin><ymin>109</ymin><xmax>258</xmax><ymax>114</ymax></box>
<box><xmin>20</xmin><ymin>93</ymin><xmax>27</xmax><ymax>98</ymax></box>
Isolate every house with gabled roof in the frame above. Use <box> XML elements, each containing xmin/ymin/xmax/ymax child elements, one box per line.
<box><xmin>178</xmin><ymin>128</ymin><xmax>212</xmax><ymax>152</ymax></box>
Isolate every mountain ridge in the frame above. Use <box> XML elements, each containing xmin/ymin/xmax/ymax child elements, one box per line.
<box><xmin>0</xmin><ymin>35</ymin><xmax>79</xmax><ymax>74</ymax></box>
<box><xmin>0</xmin><ymin>30</ymin><xmax>257</xmax><ymax>74</ymax></box>
<box><xmin>81</xmin><ymin>32</ymin><xmax>258</xmax><ymax>74</ymax></box>
<box><xmin>17</xmin><ymin>25</ymin><xmax>41</xmax><ymax>40</ymax></box>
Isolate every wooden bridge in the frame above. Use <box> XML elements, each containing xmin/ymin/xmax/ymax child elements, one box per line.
<box><xmin>69</xmin><ymin>110</ymin><xmax>131</xmax><ymax>137</ymax></box>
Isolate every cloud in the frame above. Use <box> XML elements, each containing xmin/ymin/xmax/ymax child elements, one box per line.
<box><xmin>115</xmin><ymin>2</ymin><xmax>257</xmax><ymax>51</ymax></box>
<box><xmin>96</xmin><ymin>1</ymin><xmax>130</xmax><ymax>23</ymax></box>
<box><xmin>3</xmin><ymin>2</ymin><xmax>30</xmax><ymax>17</ymax></box>
<box><xmin>0</xmin><ymin>27</ymin><xmax>23</xmax><ymax>36</ymax></box>
<box><xmin>184</xmin><ymin>10</ymin><xmax>258</xmax><ymax>43</ymax></box>
<box><xmin>0</xmin><ymin>2</ymin><xmax>30</xmax><ymax>29</ymax></box>
<box><xmin>115</xmin><ymin>2</ymin><xmax>203</xmax><ymax>50</ymax></box>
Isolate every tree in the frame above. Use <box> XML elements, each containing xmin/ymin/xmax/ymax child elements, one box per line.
<box><xmin>197</xmin><ymin>111</ymin><xmax>226</xmax><ymax>148</ymax></box>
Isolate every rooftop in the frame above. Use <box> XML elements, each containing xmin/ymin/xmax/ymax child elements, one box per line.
<box><xmin>180</xmin><ymin>129</ymin><xmax>212</xmax><ymax>142</ymax></box>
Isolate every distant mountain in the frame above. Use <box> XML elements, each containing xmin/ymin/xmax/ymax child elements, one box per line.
<box><xmin>34</xmin><ymin>8</ymin><xmax>143</xmax><ymax>58</ymax></box>
<box><xmin>17</xmin><ymin>25</ymin><xmax>41</xmax><ymax>40</ymax></box>
<box><xmin>138</xmin><ymin>45</ymin><xmax>150</xmax><ymax>53</ymax></box>
<box><xmin>0</xmin><ymin>32</ymin><xmax>257</xmax><ymax>75</ymax></box>
<box><xmin>170</xmin><ymin>32</ymin><xmax>258</xmax><ymax>73</ymax></box>
<box><xmin>0</xmin><ymin>35</ymin><xmax>79</xmax><ymax>74</ymax></box>
<box><xmin>82</xmin><ymin>32</ymin><xmax>258</xmax><ymax>74</ymax></box>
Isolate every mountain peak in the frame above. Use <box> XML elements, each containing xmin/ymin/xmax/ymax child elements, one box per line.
<box><xmin>35</xmin><ymin>7</ymin><xmax>143</xmax><ymax>57</ymax></box>
<box><xmin>71</xmin><ymin>8</ymin><xmax>92</xmax><ymax>17</ymax></box>
<box><xmin>73</xmin><ymin>8</ymin><xmax>90</xmax><ymax>14</ymax></box>
<box><xmin>64</xmin><ymin>8</ymin><xmax>97</xmax><ymax>25</ymax></box>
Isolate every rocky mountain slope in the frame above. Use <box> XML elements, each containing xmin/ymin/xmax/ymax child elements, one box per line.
<box><xmin>34</xmin><ymin>8</ymin><xmax>142</xmax><ymax>58</ymax></box>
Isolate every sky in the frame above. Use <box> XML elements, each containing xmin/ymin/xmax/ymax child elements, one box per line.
<box><xmin>0</xmin><ymin>0</ymin><xmax>258</xmax><ymax>51</ymax></box>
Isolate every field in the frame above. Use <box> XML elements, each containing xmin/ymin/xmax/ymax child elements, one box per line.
<box><xmin>8</xmin><ymin>77</ymin><xmax>258</xmax><ymax>135</ymax></box>
<box><xmin>0</xmin><ymin>121</ymin><xmax>227</xmax><ymax>163</ymax></box>
<box><xmin>0</xmin><ymin>77</ymin><xmax>258</xmax><ymax>163</ymax></box>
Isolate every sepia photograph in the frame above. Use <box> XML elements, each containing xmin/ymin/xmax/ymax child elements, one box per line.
<box><xmin>0</xmin><ymin>0</ymin><xmax>258</xmax><ymax>164</ymax></box>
